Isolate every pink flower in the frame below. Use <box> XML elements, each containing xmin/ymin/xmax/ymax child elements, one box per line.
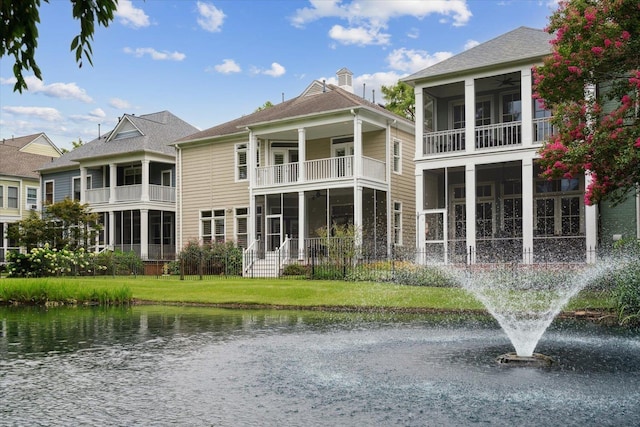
<box><xmin>591</xmin><ymin>46</ymin><xmax>604</xmax><ymax>55</ymax></box>
<box><xmin>635</xmin><ymin>138</ymin><xmax>640</xmax><ymax>148</ymax></box>
<box><xmin>621</xmin><ymin>31</ymin><xmax>631</xmax><ymax>40</ymax></box>
<box><xmin>604</xmin><ymin>39</ymin><xmax>612</xmax><ymax>48</ymax></box>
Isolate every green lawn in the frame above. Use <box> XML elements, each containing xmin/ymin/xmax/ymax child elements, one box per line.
<box><xmin>0</xmin><ymin>276</ymin><xmax>614</xmax><ymax>312</ymax></box>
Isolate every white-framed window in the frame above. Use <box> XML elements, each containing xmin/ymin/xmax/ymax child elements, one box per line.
<box><xmin>393</xmin><ymin>201</ymin><xmax>402</xmax><ymax>245</ymax></box>
<box><xmin>235</xmin><ymin>207</ymin><xmax>249</xmax><ymax>249</ymax></box>
<box><xmin>44</xmin><ymin>180</ymin><xmax>54</xmax><ymax>205</ymax></box>
<box><xmin>7</xmin><ymin>186</ymin><xmax>18</xmax><ymax>209</ymax></box>
<box><xmin>124</xmin><ymin>166</ymin><xmax>142</xmax><ymax>185</ymax></box>
<box><xmin>392</xmin><ymin>139</ymin><xmax>402</xmax><ymax>174</ymax></box>
<box><xmin>502</xmin><ymin>181</ymin><xmax>523</xmax><ymax>237</ymax></box>
<box><xmin>26</xmin><ymin>187</ymin><xmax>38</xmax><ymax>209</ymax></box>
<box><xmin>0</xmin><ymin>185</ymin><xmax>3</xmax><ymax>208</ymax></box>
<box><xmin>451</xmin><ymin>185</ymin><xmax>466</xmax><ymax>240</ymax></box>
<box><xmin>201</xmin><ymin>209</ymin><xmax>226</xmax><ymax>243</ymax></box>
<box><xmin>476</xmin><ymin>183</ymin><xmax>494</xmax><ymax>239</ymax></box>
<box><xmin>73</xmin><ymin>176</ymin><xmax>81</xmax><ymax>201</ymax></box>
<box><xmin>534</xmin><ymin>177</ymin><xmax>582</xmax><ymax>236</ymax></box>
<box><xmin>450</xmin><ymin>97</ymin><xmax>492</xmax><ymax>128</ymax></box>
<box><xmin>236</xmin><ymin>143</ymin><xmax>248</xmax><ymax>181</ymax></box>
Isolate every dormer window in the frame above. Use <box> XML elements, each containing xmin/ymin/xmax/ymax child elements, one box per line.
<box><xmin>113</xmin><ymin>129</ymin><xmax>140</xmax><ymax>140</ymax></box>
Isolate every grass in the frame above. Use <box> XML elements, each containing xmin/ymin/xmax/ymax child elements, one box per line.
<box><xmin>0</xmin><ymin>275</ymin><xmax>615</xmax><ymax>312</ymax></box>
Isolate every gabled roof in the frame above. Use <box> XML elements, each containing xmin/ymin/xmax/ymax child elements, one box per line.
<box><xmin>402</xmin><ymin>27</ymin><xmax>554</xmax><ymax>84</ymax></box>
<box><xmin>39</xmin><ymin>111</ymin><xmax>199</xmax><ymax>171</ymax></box>
<box><xmin>0</xmin><ymin>133</ymin><xmax>61</xmax><ymax>179</ymax></box>
<box><xmin>176</xmin><ymin>83</ymin><xmax>411</xmax><ymax>144</ymax></box>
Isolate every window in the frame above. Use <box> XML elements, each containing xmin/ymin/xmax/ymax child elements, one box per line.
<box><xmin>393</xmin><ymin>202</ymin><xmax>402</xmax><ymax>245</ymax></box>
<box><xmin>73</xmin><ymin>176</ymin><xmax>81</xmax><ymax>201</ymax></box>
<box><xmin>502</xmin><ymin>181</ymin><xmax>522</xmax><ymax>237</ymax></box>
<box><xmin>475</xmin><ymin>184</ymin><xmax>494</xmax><ymax>239</ymax></box>
<box><xmin>27</xmin><ymin>187</ymin><xmax>38</xmax><ymax>209</ymax></box>
<box><xmin>45</xmin><ymin>181</ymin><xmax>54</xmax><ymax>205</ymax></box>
<box><xmin>502</xmin><ymin>92</ymin><xmax>522</xmax><ymax>122</ymax></box>
<box><xmin>236</xmin><ymin>143</ymin><xmax>248</xmax><ymax>181</ymax></box>
<box><xmin>0</xmin><ymin>186</ymin><xmax>3</xmax><ymax>208</ymax></box>
<box><xmin>124</xmin><ymin>166</ymin><xmax>142</xmax><ymax>185</ymax></box>
<box><xmin>235</xmin><ymin>208</ymin><xmax>248</xmax><ymax>249</ymax></box>
<box><xmin>7</xmin><ymin>186</ymin><xmax>18</xmax><ymax>209</ymax></box>
<box><xmin>534</xmin><ymin>177</ymin><xmax>582</xmax><ymax>236</ymax></box>
<box><xmin>392</xmin><ymin>139</ymin><xmax>402</xmax><ymax>174</ymax></box>
<box><xmin>201</xmin><ymin>210</ymin><xmax>225</xmax><ymax>243</ymax></box>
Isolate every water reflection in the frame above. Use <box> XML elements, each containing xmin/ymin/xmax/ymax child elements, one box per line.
<box><xmin>1</xmin><ymin>306</ymin><xmax>639</xmax><ymax>426</ymax></box>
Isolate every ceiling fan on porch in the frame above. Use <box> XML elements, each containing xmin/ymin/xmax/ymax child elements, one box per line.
<box><xmin>311</xmin><ymin>191</ymin><xmax>325</xmax><ymax>201</ymax></box>
<box><xmin>495</xmin><ymin>76</ymin><xmax>516</xmax><ymax>87</ymax></box>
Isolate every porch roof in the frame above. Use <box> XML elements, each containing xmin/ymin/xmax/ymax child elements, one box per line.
<box><xmin>174</xmin><ymin>84</ymin><xmax>413</xmax><ymax>144</ymax></box>
<box><xmin>402</xmin><ymin>27</ymin><xmax>554</xmax><ymax>85</ymax></box>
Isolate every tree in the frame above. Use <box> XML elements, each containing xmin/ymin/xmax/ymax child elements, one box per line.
<box><xmin>61</xmin><ymin>138</ymin><xmax>84</xmax><ymax>154</ymax></box>
<box><xmin>0</xmin><ymin>0</ymin><xmax>119</xmax><ymax>93</ymax></box>
<box><xmin>533</xmin><ymin>0</ymin><xmax>640</xmax><ymax>205</ymax></box>
<box><xmin>255</xmin><ymin>101</ymin><xmax>274</xmax><ymax>112</ymax></box>
<box><xmin>8</xmin><ymin>198</ymin><xmax>101</xmax><ymax>250</ymax></box>
<box><xmin>381</xmin><ymin>81</ymin><xmax>415</xmax><ymax>121</ymax></box>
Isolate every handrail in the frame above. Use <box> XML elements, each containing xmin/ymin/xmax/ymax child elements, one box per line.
<box><xmin>242</xmin><ymin>238</ymin><xmax>260</xmax><ymax>276</ymax></box>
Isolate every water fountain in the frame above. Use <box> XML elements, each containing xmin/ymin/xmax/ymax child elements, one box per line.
<box><xmin>459</xmin><ymin>261</ymin><xmax>614</xmax><ymax>366</ymax></box>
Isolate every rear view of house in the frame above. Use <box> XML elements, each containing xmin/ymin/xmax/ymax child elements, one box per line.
<box><xmin>174</xmin><ymin>68</ymin><xmax>415</xmax><ymax>276</ymax></box>
<box><xmin>0</xmin><ymin>133</ymin><xmax>62</xmax><ymax>262</ymax></box>
<box><xmin>38</xmin><ymin>111</ymin><xmax>199</xmax><ymax>260</ymax></box>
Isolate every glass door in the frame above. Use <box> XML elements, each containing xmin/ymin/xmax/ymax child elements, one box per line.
<box><xmin>266</xmin><ymin>214</ymin><xmax>282</xmax><ymax>251</ymax></box>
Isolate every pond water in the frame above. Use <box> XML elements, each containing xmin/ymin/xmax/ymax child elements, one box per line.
<box><xmin>1</xmin><ymin>305</ymin><xmax>639</xmax><ymax>426</ymax></box>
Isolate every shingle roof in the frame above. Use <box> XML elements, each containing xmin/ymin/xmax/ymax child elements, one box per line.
<box><xmin>175</xmin><ymin>84</ymin><xmax>410</xmax><ymax>143</ymax></box>
<box><xmin>0</xmin><ymin>133</ymin><xmax>59</xmax><ymax>179</ymax></box>
<box><xmin>39</xmin><ymin>111</ymin><xmax>199</xmax><ymax>171</ymax></box>
<box><xmin>402</xmin><ymin>27</ymin><xmax>554</xmax><ymax>83</ymax></box>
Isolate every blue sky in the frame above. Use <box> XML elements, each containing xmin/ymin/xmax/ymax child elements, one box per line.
<box><xmin>0</xmin><ymin>0</ymin><xmax>559</xmax><ymax>151</ymax></box>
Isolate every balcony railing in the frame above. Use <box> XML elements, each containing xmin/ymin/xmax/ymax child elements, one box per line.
<box><xmin>423</xmin><ymin>117</ymin><xmax>555</xmax><ymax>156</ymax></box>
<box><xmin>85</xmin><ymin>184</ymin><xmax>175</xmax><ymax>204</ymax></box>
<box><xmin>254</xmin><ymin>156</ymin><xmax>386</xmax><ymax>188</ymax></box>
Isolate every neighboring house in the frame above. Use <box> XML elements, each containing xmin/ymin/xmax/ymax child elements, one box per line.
<box><xmin>403</xmin><ymin>26</ymin><xmax>639</xmax><ymax>264</ymax></box>
<box><xmin>38</xmin><ymin>111</ymin><xmax>199</xmax><ymax>260</ymax></box>
<box><xmin>0</xmin><ymin>133</ymin><xmax>62</xmax><ymax>262</ymax></box>
<box><xmin>174</xmin><ymin>68</ymin><xmax>415</xmax><ymax>275</ymax></box>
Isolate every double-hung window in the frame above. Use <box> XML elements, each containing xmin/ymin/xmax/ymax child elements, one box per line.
<box><xmin>393</xmin><ymin>202</ymin><xmax>402</xmax><ymax>245</ymax></box>
<box><xmin>235</xmin><ymin>208</ymin><xmax>248</xmax><ymax>248</ymax></box>
<box><xmin>7</xmin><ymin>186</ymin><xmax>18</xmax><ymax>209</ymax></box>
<box><xmin>392</xmin><ymin>139</ymin><xmax>402</xmax><ymax>174</ymax></box>
<box><xmin>27</xmin><ymin>187</ymin><xmax>38</xmax><ymax>209</ymax></box>
<box><xmin>236</xmin><ymin>143</ymin><xmax>248</xmax><ymax>181</ymax></box>
<box><xmin>201</xmin><ymin>210</ymin><xmax>226</xmax><ymax>243</ymax></box>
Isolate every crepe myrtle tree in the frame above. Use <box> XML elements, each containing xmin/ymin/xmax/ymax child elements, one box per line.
<box><xmin>0</xmin><ymin>0</ymin><xmax>118</xmax><ymax>92</ymax></box>
<box><xmin>533</xmin><ymin>0</ymin><xmax>640</xmax><ymax>206</ymax></box>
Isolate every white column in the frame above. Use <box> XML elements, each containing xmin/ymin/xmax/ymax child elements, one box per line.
<box><xmin>354</xmin><ymin>185</ymin><xmax>363</xmax><ymax>250</ymax></box>
<box><xmin>414</xmin><ymin>87</ymin><xmax>424</xmax><ymax>158</ymax></box>
<box><xmin>175</xmin><ymin>146</ymin><xmax>182</xmax><ymax>250</ymax></box>
<box><xmin>109</xmin><ymin>164</ymin><xmax>117</xmax><ymax>204</ymax></box>
<box><xmin>141</xmin><ymin>159</ymin><xmax>150</xmax><ymax>202</ymax></box>
<box><xmin>585</xmin><ymin>172</ymin><xmax>598</xmax><ymax>263</ymax></box>
<box><xmin>464</xmin><ymin>78</ymin><xmax>475</xmax><ymax>154</ymax></box>
<box><xmin>140</xmin><ymin>209</ymin><xmax>148</xmax><ymax>260</ymax></box>
<box><xmin>521</xmin><ymin>67</ymin><xmax>533</xmax><ymax>147</ymax></box>
<box><xmin>298</xmin><ymin>128</ymin><xmax>306</xmax><ymax>183</ymax></box>
<box><xmin>248</xmin><ymin>132</ymin><xmax>257</xmax><ymax>246</ymax></box>
<box><xmin>80</xmin><ymin>167</ymin><xmax>87</xmax><ymax>204</ymax></box>
<box><xmin>298</xmin><ymin>191</ymin><xmax>305</xmax><ymax>260</ymax></box>
<box><xmin>465</xmin><ymin>164</ymin><xmax>476</xmax><ymax>263</ymax></box>
<box><xmin>108</xmin><ymin>211</ymin><xmax>115</xmax><ymax>250</ymax></box>
<box><xmin>522</xmin><ymin>157</ymin><xmax>534</xmax><ymax>263</ymax></box>
<box><xmin>353</xmin><ymin>115</ymin><xmax>363</xmax><ymax>178</ymax></box>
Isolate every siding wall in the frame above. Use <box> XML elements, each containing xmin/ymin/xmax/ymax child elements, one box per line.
<box><xmin>390</xmin><ymin>127</ymin><xmax>416</xmax><ymax>248</ymax></box>
<box><xmin>600</xmin><ymin>196</ymin><xmax>638</xmax><ymax>247</ymax></box>
<box><xmin>180</xmin><ymin>141</ymin><xmax>250</xmax><ymax>245</ymax></box>
<box><xmin>41</xmin><ymin>170</ymin><xmax>78</xmax><ymax>203</ymax></box>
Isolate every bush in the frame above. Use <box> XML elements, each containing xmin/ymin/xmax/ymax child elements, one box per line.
<box><xmin>6</xmin><ymin>245</ymin><xmax>100</xmax><ymax>277</ymax></box>
<box><xmin>282</xmin><ymin>263</ymin><xmax>309</xmax><ymax>276</ymax></box>
<box><xmin>94</xmin><ymin>250</ymin><xmax>143</xmax><ymax>276</ymax></box>
<box><xmin>175</xmin><ymin>240</ymin><xmax>243</xmax><ymax>276</ymax></box>
<box><xmin>610</xmin><ymin>240</ymin><xmax>640</xmax><ymax>324</ymax></box>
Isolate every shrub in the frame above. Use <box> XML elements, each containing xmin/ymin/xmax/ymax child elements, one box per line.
<box><xmin>94</xmin><ymin>250</ymin><xmax>143</xmax><ymax>276</ymax></box>
<box><xmin>282</xmin><ymin>263</ymin><xmax>309</xmax><ymax>276</ymax></box>
<box><xmin>6</xmin><ymin>245</ymin><xmax>99</xmax><ymax>277</ymax></box>
<box><xmin>175</xmin><ymin>240</ymin><xmax>243</xmax><ymax>276</ymax></box>
<box><xmin>611</xmin><ymin>240</ymin><xmax>640</xmax><ymax>324</ymax></box>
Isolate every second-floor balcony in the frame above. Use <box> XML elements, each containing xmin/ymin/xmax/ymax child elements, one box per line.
<box><xmin>85</xmin><ymin>184</ymin><xmax>175</xmax><ymax>204</ymax></box>
<box><xmin>254</xmin><ymin>155</ymin><xmax>386</xmax><ymax>188</ymax></box>
<box><xmin>423</xmin><ymin>117</ymin><xmax>555</xmax><ymax>156</ymax></box>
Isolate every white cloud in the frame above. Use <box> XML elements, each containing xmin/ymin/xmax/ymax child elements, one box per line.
<box><xmin>2</xmin><ymin>76</ymin><xmax>93</xmax><ymax>103</ymax></box>
<box><xmin>70</xmin><ymin>108</ymin><xmax>107</xmax><ymax>123</ymax></box>
<box><xmin>464</xmin><ymin>39</ymin><xmax>480</xmax><ymax>50</ymax></box>
<box><xmin>407</xmin><ymin>28</ymin><xmax>420</xmax><ymax>39</ymax></box>
<box><xmin>123</xmin><ymin>47</ymin><xmax>186</xmax><ymax>61</ymax></box>
<box><xmin>291</xmin><ymin>0</ymin><xmax>473</xmax><ymax>45</ymax></box>
<box><xmin>115</xmin><ymin>0</ymin><xmax>150</xmax><ymax>28</ymax></box>
<box><xmin>2</xmin><ymin>106</ymin><xmax>63</xmax><ymax>121</ymax></box>
<box><xmin>386</xmin><ymin>48</ymin><xmax>452</xmax><ymax>73</ymax></box>
<box><xmin>197</xmin><ymin>1</ymin><xmax>225</xmax><ymax>32</ymax></box>
<box><xmin>328</xmin><ymin>24</ymin><xmax>390</xmax><ymax>46</ymax></box>
<box><xmin>109</xmin><ymin>98</ymin><xmax>132</xmax><ymax>109</ymax></box>
<box><xmin>213</xmin><ymin>59</ymin><xmax>241</xmax><ymax>74</ymax></box>
<box><xmin>257</xmin><ymin>63</ymin><xmax>286</xmax><ymax>77</ymax></box>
